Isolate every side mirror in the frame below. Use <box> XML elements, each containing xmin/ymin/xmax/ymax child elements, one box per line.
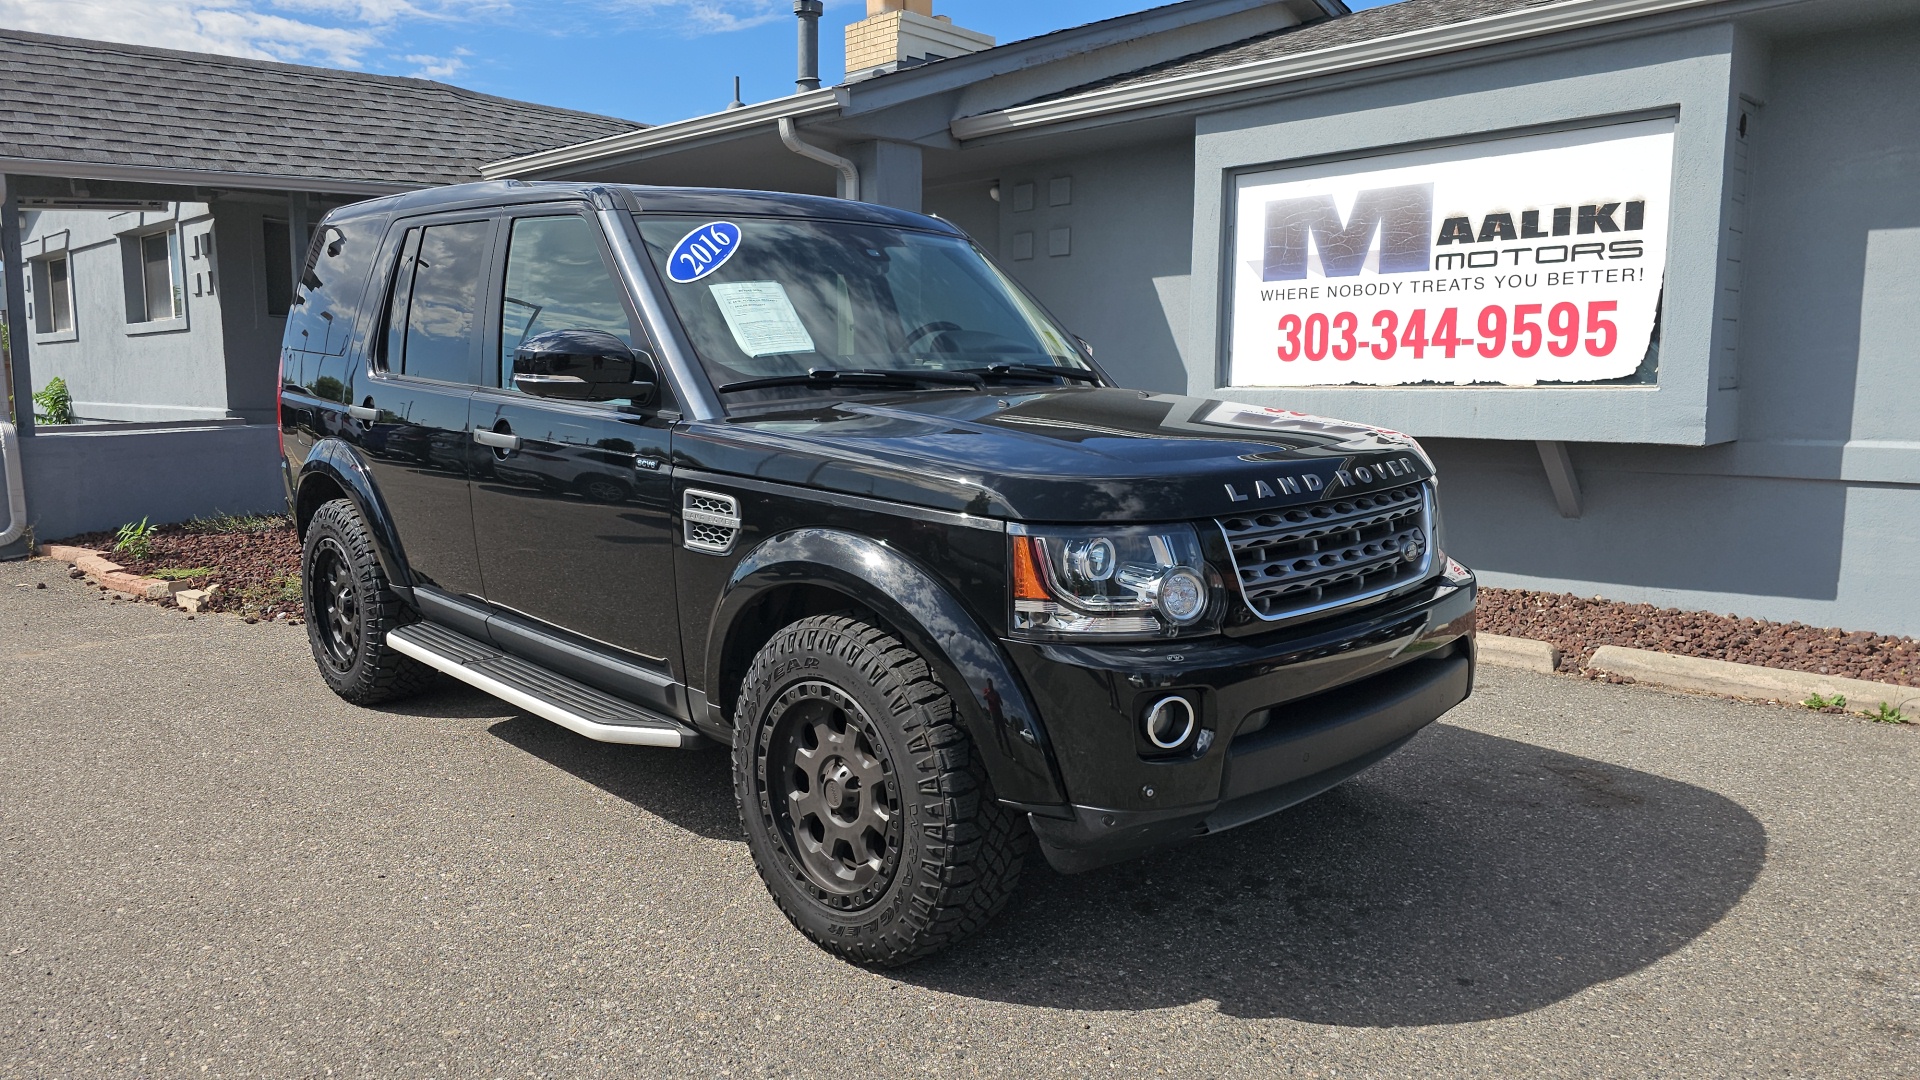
<box><xmin>513</xmin><ymin>328</ymin><xmax>657</xmax><ymax>404</ymax></box>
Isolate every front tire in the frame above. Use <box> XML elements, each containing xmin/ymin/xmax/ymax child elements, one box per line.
<box><xmin>734</xmin><ymin>615</ymin><xmax>1029</xmax><ymax>967</ymax></box>
<box><xmin>301</xmin><ymin>498</ymin><xmax>434</xmax><ymax>705</ymax></box>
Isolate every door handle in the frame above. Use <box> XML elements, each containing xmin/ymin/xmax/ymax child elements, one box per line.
<box><xmin>473</xmin><ymin>427</ymin><xmax>521</xmax><ymax>451</ymax></box>
<box><xmin>348</xmin><ymin>405</ymin><xmax>378</xmax><ymax>421</ymax></box>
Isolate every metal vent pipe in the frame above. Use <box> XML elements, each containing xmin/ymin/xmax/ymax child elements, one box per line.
<box><xmin>795</xmin><ymin>1</ymin><xmax>824</xmax><ymax>92</ymax></box>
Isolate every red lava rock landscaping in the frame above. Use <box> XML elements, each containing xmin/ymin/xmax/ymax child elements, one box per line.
<box><xmin>44</xmin><ymin>518</ymin><xmax>1920</xmax><ymax>689</ymax></box>
<box><xmin>1479</xmin><ymin>586</ymin><xmax>1920</xmax><ymax>688</ymax></box>
<box><xmin>57</xmin><ymin>517</ymin><xmax>303</xmax><ymax>624</ymax></box>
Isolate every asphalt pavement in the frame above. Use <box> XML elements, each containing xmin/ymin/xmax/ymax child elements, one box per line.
<box><xmin>2</xmin><ymin>555</ymin><xmax>1915</xmax><ymax>1078</ymax></box>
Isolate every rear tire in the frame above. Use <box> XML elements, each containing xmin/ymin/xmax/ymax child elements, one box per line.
<box><xmin>301</xmin><ymin>498</ymin><xmax>435</xmax><ymax>705</ymax></box>
<box><xmin>734</xmin><ymin>615</ymin><xmax>1029</xmax><ymax>967</ymax></box>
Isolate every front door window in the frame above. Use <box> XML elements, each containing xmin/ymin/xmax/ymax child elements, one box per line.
<box><xmin>499</xmin><ymin>215</ymin><xmax>642</xmax><ymax>395</ymax></box>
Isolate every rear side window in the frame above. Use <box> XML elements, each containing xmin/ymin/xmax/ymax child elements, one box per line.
<box><xmin>383</xmin><ymin>219</ymin><xmax>491</xmax><ymax>384</ymax></box>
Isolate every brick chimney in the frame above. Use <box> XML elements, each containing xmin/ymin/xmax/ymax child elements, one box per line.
<box><xmin>845</xmin><ymin>0</ymin><xmax>994</xmax><ymax>77</ymax></box>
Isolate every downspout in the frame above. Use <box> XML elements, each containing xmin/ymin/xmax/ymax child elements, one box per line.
<box><xmin>778</xmin><ymin>116</ymin><xmax>860</xmax><ymax>202</ymax></box>
<box><xmin>0</xmin><ymin>422</ymin><xmax>27</xmax><ymax>548</ymax></box>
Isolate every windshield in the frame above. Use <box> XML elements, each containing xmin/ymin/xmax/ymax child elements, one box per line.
<box><xmin>634</xmin><ymin>215</ymin><xmax>1093</xmax><ymax>403</ymax></box>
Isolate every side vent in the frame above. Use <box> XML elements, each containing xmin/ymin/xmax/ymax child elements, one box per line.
<box><xmin>683</xmin><ymin>489</ymin><xmax>741</xmax><ymax>555</ymax></box>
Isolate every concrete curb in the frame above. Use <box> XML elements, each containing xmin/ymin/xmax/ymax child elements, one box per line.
<box><xmin>38</xmin><ymin>543</ymin><xmax>191</xmax><ymax>602</ymax></box>
<box><xmin>1477</xmin><ymin>633</ymin><xmax>1560</xmax><ymax>673</ymax></box>
<box><xmin>1587</xmin><ymin>644</ymin><xmax>1919</xmax><ymax>717</ymax></box>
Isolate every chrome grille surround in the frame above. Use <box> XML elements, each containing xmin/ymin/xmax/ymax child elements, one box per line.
<box><xmin>1217</xmin><ymin>482</ymin><xmax>1433</xmax><ymax>622</ymax></box>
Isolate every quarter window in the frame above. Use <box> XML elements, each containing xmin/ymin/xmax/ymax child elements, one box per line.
<box><xmin>498</xmin><ymin>214</ymin><xmax>639</xmax><ymax>389</ymax></box>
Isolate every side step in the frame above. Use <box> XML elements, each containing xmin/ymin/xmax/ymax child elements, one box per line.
<box><xmin>387</xmin><ymin>622</ymin><xmax>703</xmax><ymax>749</ymax></box>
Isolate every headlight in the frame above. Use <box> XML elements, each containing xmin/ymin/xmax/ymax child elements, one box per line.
<box><xmin>1009</xmin><ymin>523</ymin><xmax>1222</xmax><ymax>640</ymax></box>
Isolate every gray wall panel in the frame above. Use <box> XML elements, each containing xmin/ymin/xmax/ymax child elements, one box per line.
<box><xmin>18</xmin><ymin>425</ymin><xmax>284</xmax><ymax>541</ymax></box>
<box><xmin>992</xmin><ymin>139</ymin><xmax>1198</xmax><ymax>393</ymax></box>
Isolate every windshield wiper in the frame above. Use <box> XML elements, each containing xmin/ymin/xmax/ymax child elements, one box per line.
<box><xmin>717</xmin><ymin>367</ymin><xmax>986</xmax><ymax>395</ymax></box>
<box><xmin>959</xmin><ymin>364</ymin><xmax>1102</xmax><ymax>385</ymax></box>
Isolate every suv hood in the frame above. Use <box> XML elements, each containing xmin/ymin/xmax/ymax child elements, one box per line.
<box><xmin>677</xmin><ymin>387</ymin><xmax>1435</xmax><ymax>523</ymax></box>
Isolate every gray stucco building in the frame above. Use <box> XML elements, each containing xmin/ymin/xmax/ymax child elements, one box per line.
<box><xmin>488</xmin><ymin>0</ymin><xmax>1920</xmax><ymax>636</ymax></box>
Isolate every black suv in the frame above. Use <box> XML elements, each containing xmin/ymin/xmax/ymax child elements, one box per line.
<box><xmin>280</xmin><ymin>182</ymin><xmax>1476</xmax><ymax>966</ymax></box>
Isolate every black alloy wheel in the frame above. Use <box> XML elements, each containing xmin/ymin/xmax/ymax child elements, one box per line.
<box><xmin>734</xmin><ymin>615</ymin><xmax>1029</xmax><ymax>967</ymax></box>
<box><xmin>309</xmin><ymin>534</ymin><xmax>362</xmax><ymax>672</ymax></box>
<box><xmin>300</xmin><ymin>498</ymin><xmax>435</xmax><ymax>705</ymax></box>
<box><xmin>768</xmin><ymin>681</ymin><xmax>903</xmax><ymax>907</ymax></box>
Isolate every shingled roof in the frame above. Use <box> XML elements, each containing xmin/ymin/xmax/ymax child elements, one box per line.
<box><xmin>1035</xmin><ymin>0</ymin><xmax>1566</xmax><ymax>102</ymax></box>
<box><xmin>0</xmin><ymin>28</ymin><xmax>643</xmax><ymax>188</ymax></box>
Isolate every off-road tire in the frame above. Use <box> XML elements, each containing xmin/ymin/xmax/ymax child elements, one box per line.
<box><xmin>301</xmin><ymin>498</ymin><xmax>435</xmax><ymax>705</ymax></box>
<box><xmin>734</xmin><ymin>615</ymin><xmax>1029</xmax><ymax>967</ymax></box>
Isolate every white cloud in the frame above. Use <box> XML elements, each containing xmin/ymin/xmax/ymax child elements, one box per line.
<box><xmin>404</xmin><ymin>46</ymin><xmax>470</xmax><ymax>79</ymax></box>
<box><xmin>0</xmin><ymin>0</ymin><xmax>378</xmax><ymax>65</ymax></box>
<box><xmin>0</xmin><ymin>0</ymin><xmax>849</xmax><ymax>75</ymax></box>
<box><xmin>602</xmin><ymin>0</ymin><xmax>858</xmax><ymax>34</ymax></box>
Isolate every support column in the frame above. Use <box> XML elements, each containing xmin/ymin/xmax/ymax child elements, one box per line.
<box><xmin>1535</xmin><ymin>440</ymin><xmax>1583</xmax><ymax>518</ymax></box>
<box><xmin>1</xmin><ymin>174</ymin><xmax>33</xmax><ymax>436</ymax></box>
<box><xmin>853</xmin><ymin>140</ymin><xmax>923</xmax><ymax>213</ymax></box>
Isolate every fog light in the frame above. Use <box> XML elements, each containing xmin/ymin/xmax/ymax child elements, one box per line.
<box><xmin>1144</xmin><ymin>695</ymin><xmax>1196</xmax><ymax>750</ymax></box>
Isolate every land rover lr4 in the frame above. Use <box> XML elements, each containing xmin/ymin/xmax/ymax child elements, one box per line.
<box><xmin>281</xmin><ymin>182</ymin><xmax>1477</xmax><ymax>966</ymax></box>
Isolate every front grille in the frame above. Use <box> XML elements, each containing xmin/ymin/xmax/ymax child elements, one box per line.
<box><xmin>1218</xmin><ymin>483</ymin><xmax>1431</xmax><ymax>622</ymax></box>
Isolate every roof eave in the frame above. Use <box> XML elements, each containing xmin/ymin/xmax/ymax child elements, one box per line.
<box><xmin>951</xmin><ymin>0</ymin><xmax>1738</xmax><ymax>141</ymax></box>
<box><xmin>483</xmin><ymin>89</ymin><xmax>845</xmax><ymax>180</ymax></box>
<box><xmin>0</xmin><ymin>155</ymin><xmax>420</xmax><ymax>196</ymax></box>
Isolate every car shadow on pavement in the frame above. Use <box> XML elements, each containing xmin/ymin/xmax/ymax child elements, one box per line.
<box><xmin>484</xmin><ymin>713</ymin><xmax>743</xmax><ymax>842</ymax></box>
<box><xmin>896</xmin><ymin>723</ymin><xmax>1766</xmax><ymax>1026</ymax></box>
<box><xmin>470</xmin><ymin>704</ymin><xmax>1764</xmax><ymax>1027</ymax></box>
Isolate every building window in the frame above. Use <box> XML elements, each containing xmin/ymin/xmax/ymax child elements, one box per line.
<box><xmin>32</xmin><ymin>254</ymin><xmax>74</xmax><ymax>334</ymax></box>
<box><xmin>131</xmin><ymin>227</ymin><xmax>184</xmax><ymax>322</ymax></box>
<box><xmin>263</xmin><ymin>218</ymin><xmax>292</xmax><ymax>317</ymax></box>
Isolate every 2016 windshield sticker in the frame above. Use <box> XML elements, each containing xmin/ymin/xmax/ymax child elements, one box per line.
<box><xmin>667</xmin><ymin>222</ymin><xmax>741</xmax><ymax>283</ymax></box>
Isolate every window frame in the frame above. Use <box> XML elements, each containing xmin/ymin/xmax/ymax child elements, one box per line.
<box><xmin>121</xmin><ymin>223</ymin><xmax>186</xmax><ymax>330</ymax></box>
<box><xmin>30</xmin><ymin>252</ymin><xmax>77</xmax><ymax>342</ymax></box>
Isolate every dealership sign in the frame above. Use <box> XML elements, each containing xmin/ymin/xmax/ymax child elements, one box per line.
<box><xmin>1228</xmin><ymin>119</ymin><xmax>1675</xmax><ymax>387</ymax></box>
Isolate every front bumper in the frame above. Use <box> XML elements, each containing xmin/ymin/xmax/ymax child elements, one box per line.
<box><xmin>1006</xmin><ymin>573</ymin><xmax>1476</xmax><ymax>873</ymax></box>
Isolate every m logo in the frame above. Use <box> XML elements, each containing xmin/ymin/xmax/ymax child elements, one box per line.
<box><xmin>1262</xmin><ymin>183</ymin><xmax>1432</xmax><ymax>281</ymax></box>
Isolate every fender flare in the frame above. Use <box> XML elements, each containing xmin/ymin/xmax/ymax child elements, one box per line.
<box><xmin>709</xmin><ymin>528</ymin><xmax>1068</xmax><ymax>810</ymax></box>
<box><xmin>295</xmin><ymin>438</ymin><xmax>411</xmax><ymax>591</ymax></box>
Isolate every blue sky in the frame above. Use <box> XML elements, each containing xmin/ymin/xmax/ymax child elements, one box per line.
<box><xmin>1</xmin><ymin>1</ymin><xmax>1397</xmax><ymax>125</ymax></box>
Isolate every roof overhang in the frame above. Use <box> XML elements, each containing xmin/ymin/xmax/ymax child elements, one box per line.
<box><xmin>951</xmin><ymin>0</ymin><xmax>1739</xmax><ymax>140</ymax></box>
<box><xmin>0</xmin><ymin>155</ymin><xmax>417</xmax><ymax>196</ymax></box>
<box><xmin>484</xmin><ymin>89</ymin><xmax>845</xmax><ymax>180</ymax></box>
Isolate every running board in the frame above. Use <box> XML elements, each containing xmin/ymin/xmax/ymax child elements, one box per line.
<box><xmin>387</xmin><ymin>622</ymin><xmax>703</xmax><ymax>749</ymax></box>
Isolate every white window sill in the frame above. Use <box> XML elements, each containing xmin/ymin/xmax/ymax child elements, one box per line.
<box><xmin>125</xmin><ymin>317</ymin><xmax>189</xmax><ymax>337</ymax></box>
<box><xmin>33</xmin><ymin>328</ymin><xmax>79</xmax><ymax>345</ymax></box>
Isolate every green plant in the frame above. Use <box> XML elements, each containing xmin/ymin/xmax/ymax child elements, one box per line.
<box><xmin>183</xmin><ymin>512</ymin><xmax>293</xmax><ymax>535</ymax></box>
<box><xmin>152</xmin><ymin>567</ymin><xmax>212</xmax><ymax>581</ymax></box>
<box><xmin>32</xmin><ymin>376</ymin><xmax>74</xmax><ymax>425</ymax></box>
<box><xmin>113</xmin><ymin>517</ymin><xmax>156</xmax><ymax>562</ymax></box>
<box><xmin>1803</xmin><ymin>692</ymin><xmax>1847</xmax><ymax>710</ymax></box>
<box><xmin>1863</xmin><ymin>702</ymin><xmax>1910</xmax><ymax>725</ymax></box>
